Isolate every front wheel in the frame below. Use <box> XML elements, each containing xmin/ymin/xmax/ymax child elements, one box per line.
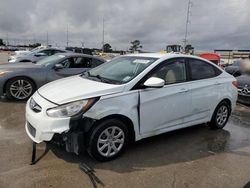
<box><xmin>6</xmin><ymin>77</ymin><xmax>35</xmax><ymax>100</ymax></box>
<box><xmin>208</xmin><ymin>101</ymin><xmax>231</xmax><ymax>129</ymax></box>
<box><xmin>87</xmin><ymin>119</ymin><xmax>129</xmax><ymax>161</ymax></box>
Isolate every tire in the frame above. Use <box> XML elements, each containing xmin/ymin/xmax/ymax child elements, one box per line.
<box><xmin>87</xmin><ymin>119</ymin><xmax>129</xmax><ymax>161</ymax></box>
<box><xmin>208</xmin><ymin>101</ymin><xmax>231</xmax><ymax>129</ymax></box>
<box><xmin>6</xmin><ymin>77</ymin><xmax>36</xmax><ymax>100</ymax></box>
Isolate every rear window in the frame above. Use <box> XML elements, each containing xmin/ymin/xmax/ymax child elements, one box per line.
<box><xmin>189</xmin><ymin>59</ymin><xmax>221</xmax><ymax>80</ymax></box>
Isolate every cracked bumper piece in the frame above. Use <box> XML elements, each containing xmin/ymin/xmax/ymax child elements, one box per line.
<box><xmin>25</xmin><ymin>92</ymin><xmax>71</xmax><ymax>143</ymax></box>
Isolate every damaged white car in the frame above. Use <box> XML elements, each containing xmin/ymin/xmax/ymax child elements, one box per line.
<box><xmin>25</xmin><ymin>53</ymin><xmax>238</xmax><ymax>161</ymax></box>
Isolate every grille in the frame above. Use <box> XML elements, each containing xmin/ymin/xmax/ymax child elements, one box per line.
<box><xmin>27</xmin><ymin>122</ymin><xmax>36</xmax><ymax>137</ymax></box>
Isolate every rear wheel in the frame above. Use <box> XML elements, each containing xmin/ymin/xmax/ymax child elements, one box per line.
<box><xmin>208</xmin><ymin>101</ymin><xmax>231</xmax><ymax>129</ymax></box>
<box><xmin>6</xmin><ymin>77</ymin><xmax>35</xmax><ymax>100</ymax></box>
<box><xmin>87</xmin><ymin>119</ymin><xmax>129</xmax><ymax>161</ymax></box>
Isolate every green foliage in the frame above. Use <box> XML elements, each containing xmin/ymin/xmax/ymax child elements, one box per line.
<box><xmin>103</xmin><ymin>43</ymin><xmax>112</xmax><ymax>52</ymax></box>
<box><xmin>129</xmin><ymin>40</ymin><xmax>142</xmax><ymax>52</ymax></box>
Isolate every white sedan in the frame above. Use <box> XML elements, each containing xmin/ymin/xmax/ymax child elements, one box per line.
<box><xmin>25</xmin><ymin>53</ymin><xmax>238</xmax><ymax>161</ymax></box>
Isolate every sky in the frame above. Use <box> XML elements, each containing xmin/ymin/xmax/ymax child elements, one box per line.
<box><xmin>0</xmin><ymin>0</ymin><xmax>249</xmax><ymax>51</ymax></box>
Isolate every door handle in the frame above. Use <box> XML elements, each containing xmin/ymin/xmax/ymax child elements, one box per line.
<box><xmin>178</xmin><ymin>88</ymin><xmax>189</xmax><ymax>93</ymax></box>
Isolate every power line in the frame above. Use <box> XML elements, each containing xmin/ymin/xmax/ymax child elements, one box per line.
<box><xmin>67</xmin><ymin>25</ymin><xmax>69</xmax><ymax>47</ymax></box>
<box><xmin>46</xmin><ymin>31</ymin><xmax>49</xmax><ymax>46</ymax></box>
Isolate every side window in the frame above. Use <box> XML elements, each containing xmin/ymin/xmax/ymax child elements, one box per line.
<box><xmin>92</xmin><ymin>59</ymin><xmax>104</xmax><ymax>68</ymax></box>
<box><xmin>54</xmin><ymin>50</ymin><xmax>66</xmax><ymax>54</ymax></box>
<box><xmin>59</xmin><ymin>57</ymin><xmax>75</xmax><ymax>68</ymax></box>
<box><xmin>189</xmin><ymin>59</ymin><xmax>220</xmax><ymax>80</ymax></box>
<box><xmin>153</xmin><ymin>59</ymin><xmax>186</xmax><ymax>85</ymax></box>
<box><xmin>41</xmin><ymin>50</ymin><xmax>53</xmax><ymax>56</ymax></box>
<box><xmin>72</xmin><ymin>57</ymin><xmax>92</xmax><ymax>68</ymax></box>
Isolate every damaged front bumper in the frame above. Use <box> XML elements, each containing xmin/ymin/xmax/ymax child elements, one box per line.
<box><xmin>25</xmin><ymin>92</ymin><xmax>96</xmax><ymax>155</ymax></box>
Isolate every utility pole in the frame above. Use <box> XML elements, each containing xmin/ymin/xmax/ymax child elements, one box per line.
<box><xmin>184</xmin><ymin>0</ymin><xmax>192</xmax><ymax>50</ymax></box>
<box><xmin>66</xmin><ymin>25</ymin><xmax>69</xmax><ymax>47</ymax></box>
<box><xmin>46</xmin><ymin>31</ymin><xmax>49</xmax><ymax>46</ymax></box>
<box><xmin>80</xmin><ymin>41</ymin><xmax>84</xmax><ymax>48</ymax></box>
<box><xmin>6</xmin><ymin>33</ymin><xmax>9</xmax><ymax>46</ymax></box>
<box><xmin>102</xmin><ymin>18</ymin><xmax>105</xmax><ymax>52</ymax></box>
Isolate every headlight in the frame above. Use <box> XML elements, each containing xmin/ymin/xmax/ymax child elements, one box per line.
<box><xmin>0</xmin><ymin>71</ymin><xmax>11</xmax><ymax>76</ymax></box>
<box><xmin>46</xmin><ymin>98</ymin><xmax>98</xmax><ymax>118</ymax></box>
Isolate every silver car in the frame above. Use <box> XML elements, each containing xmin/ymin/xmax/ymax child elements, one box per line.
<box><xmin>0</xmin><ymin>53</ymin><xmax>106</xmax><ymax>100</ymax></box>
<box><xmin>8</xmin><ymin>48</ymin><xmax>68</xmax><ymax>63</ymax></box>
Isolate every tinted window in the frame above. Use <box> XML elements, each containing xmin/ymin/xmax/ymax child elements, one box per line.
<box><xmin>189</xmin><ymin>59</ymin><xmax>219</xmax><ymax>80</ymax></box>
<box><xmin>153</xmin><ymin>59</ymin><xmax>186</xmax><ymax>84</ymax></box>
<box><xmin>60</xmin><ymin>57</ymin><xmax>92</xmax><ymax>68</ymax></box>
<box><xmin>54</xmin><ymin>50</ymin><xmax>66</xmax><ymax>54</ymax></box>
<box><xmin>74</xmin><ymin>57</ymin><xmax>92</xmax><ymax>68</ymax></box>
<box><xmin>92</xmin><ymin>59</ymin><xmax>104</xmax><ymax>67</ymax></box>
<box><xmin>40</xmin><ymin>49</ymin><xmax>54</xmax><ymax>56</ymax></box>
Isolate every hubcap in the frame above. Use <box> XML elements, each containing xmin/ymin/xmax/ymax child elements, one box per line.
<box><xmin>9</xmin><ymin>80</ymin><xmax>32</xmax><ymax>99</ymax></box>
<box><xmin>97</xmin><ymin>126</ymin><xmax>125</xmax><ymax>157</ymax></box>
<box><xmin>216</xmin><ymin>105</ymin><xmax>228</xmax><ymax>126</ymax></box>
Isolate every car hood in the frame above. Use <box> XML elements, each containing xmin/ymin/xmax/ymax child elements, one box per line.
<box><xmin>38</xmin><ymin>76</ymin><xmax>125</xmax><ymax>104</ymax></box>
<box><xmin>0</xmin><ymin>63</ymin><xmax>40</xmax><ymax>70</ymax></box>
<box><xmin>236</xmin><ymin>74</ymin><xmax>250</xmax><ymax>87</ymax></box>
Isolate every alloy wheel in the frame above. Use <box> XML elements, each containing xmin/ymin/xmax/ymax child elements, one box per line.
<box><xmin>97</xmin><ymin>126</ymin><xmax>125</xmax><ymax>157</ymax></box>
<box><xmin>9</xmin><ymin>79</ymin><xmax>33</xmax><ymax>100</ymax></box>
<box><xmin>216</xmin><ymin>105</ymin><xmax>228</xmax><ymax>126</ymax></box>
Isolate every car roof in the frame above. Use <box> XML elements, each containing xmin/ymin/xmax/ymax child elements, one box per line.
<box><xmin>55</xmin><ymin>53</ymin><xmax>106</xmax><ymax>61</ymax></box>
<box><xmin>124</xmin><ymin>53</ymin><xmax>203</xmax><ymax>60</ymax></box>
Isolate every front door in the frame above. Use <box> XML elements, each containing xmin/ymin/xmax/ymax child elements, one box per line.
<box><xmin>139</xmin><ymin>58</ymin><xmax>191</xmax><ymax>134</ymax></box>
<box><xmin>48</xmin><ymin>57</ymin><xmax>92</xmax><ymax>82</ymax></box>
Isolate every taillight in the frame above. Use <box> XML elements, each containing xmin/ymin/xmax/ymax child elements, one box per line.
<box><xmin>232</xmin><ymin>80</ymin><xmax>239</xmax><ymax>88</ymax></box>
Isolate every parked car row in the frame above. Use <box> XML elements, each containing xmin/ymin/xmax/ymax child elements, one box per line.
<box><xmin>24</xmin><ymin>53</ymin><xmax>238</xmax><ymax>161</ymax></box>
<box><xmin>0</xmin><ymin>53</ymin><xmax>106</xmax><ymax>100</ymax></box>
<box><xmin>8</xmin><ymin>48</ymin><xmax>68</xmax><ymax>63</ymax></box>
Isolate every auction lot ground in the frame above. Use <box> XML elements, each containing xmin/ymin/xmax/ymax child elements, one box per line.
<box><xmin>0</xmin><ymin>52</ymin><xmax>250</xmax><ymax>188</ymax></box>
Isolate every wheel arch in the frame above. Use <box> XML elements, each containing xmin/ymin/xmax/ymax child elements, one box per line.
<box><xmin>19</xmin><ymin>60</ymin><xmax>32</xmax><ymax>63</ymax></box>
<box><xmin>3</xmin><ymin>76</ymin><xmax>37</xmax><ymax>94</ymax></box>
<box><xmin>219</xmin><ymin>98</ymin><xmax>232</xmax><ymax>111</ymax></box>
<box><xmin>89</xmin><ymin>114</ymin><xmax>136</xmax><ymax>143</ymax></box>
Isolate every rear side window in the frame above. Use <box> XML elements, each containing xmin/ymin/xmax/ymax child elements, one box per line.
<box><xmin>188</xmin><ymin>59</ymin><xmax>221</xmax><ymax>80</ymax></box>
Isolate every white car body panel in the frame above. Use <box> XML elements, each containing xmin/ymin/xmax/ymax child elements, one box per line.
<box><xmin>38</xmin><ymin>76</ymin><xmax>125</xmax><ymax>104</ymax></box>
<box><xmin>25</xmin><ymin>92</ymin><xmax>70</xmax><ymax>143</ymax></box>
<box><xmin>25</xmin><ymin>53</ymin><xmax>238</xmax><ymax>144</ymax></box>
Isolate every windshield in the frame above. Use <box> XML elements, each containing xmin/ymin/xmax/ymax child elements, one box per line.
<box><xmin>85</xmin><ymin>56</ymin><xmax>158</xmax><ymax>84</ymax></box>
<box><xmin>35</xmin><ymin>54</ymin><xmax>66</xmax><ymax>66</ymax></box>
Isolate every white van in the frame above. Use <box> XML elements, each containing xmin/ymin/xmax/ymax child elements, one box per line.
<box><xmin>25</xmin><ymin>53</ymin><xmax>238</xmax><ymax>161</ymax></box>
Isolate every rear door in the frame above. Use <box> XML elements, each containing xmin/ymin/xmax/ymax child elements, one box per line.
<box><xmin>186</xmin><ymin>58</ymin><xmax>222</xmax><ymax>123</ymax></box>
<box><xmin>139</xmin><ymin>58</ymin><xmax>192</xmax><ymax>134</ymax></box>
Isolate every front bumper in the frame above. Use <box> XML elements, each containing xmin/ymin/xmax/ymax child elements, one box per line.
<box><xmin>25</xmin><ymin>92</ymin><xmax>71</xmax><ymax>143</ymax></box>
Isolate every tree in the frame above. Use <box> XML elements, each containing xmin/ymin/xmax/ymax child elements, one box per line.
<box><xmin>129</xmin><ymin>40</ymin><xmax>142</xmax><ymax>52</ymax></box>
<box><xmin>0</xmin><ymin>39</ymin><xmax>5</xmax><ymax>46</ymax></box>
<box><xmin>103</xmin><ymin>43</ymin><xmax>112</xmax><ymax>52</ymax></box>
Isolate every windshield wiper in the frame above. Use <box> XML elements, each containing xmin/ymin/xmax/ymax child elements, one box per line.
<box><xmin>84</xmin><ymin>71</ymin><xmax>120</xmax><ymax>84</ymax></box>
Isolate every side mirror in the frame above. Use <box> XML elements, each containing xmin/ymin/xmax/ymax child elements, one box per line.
<box><xmin>35</xmin><ymin>52</ymin><xmax>46</xmax><ymax>57</ymax></box>
<box><xmin>144</xmin><ymin>77</ymin><xmax>165</xmax><ymax>88</ymax></box>
<box><xmin>54</xmin><ymin>64</ymin><xmax>64</xmax><ymax>70</ymax></box>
